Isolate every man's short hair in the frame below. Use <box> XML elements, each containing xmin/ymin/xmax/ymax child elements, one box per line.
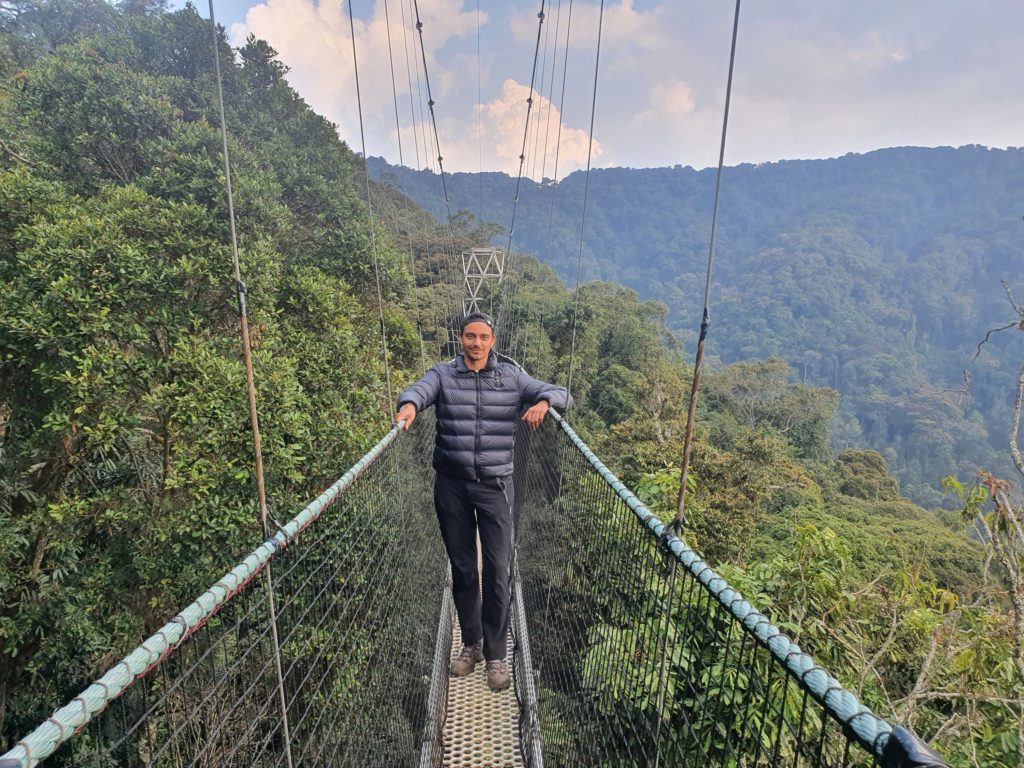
<box><xmin>460</xmin><ymin>312</ymin><xmax>495</xmax><ymax>333</ymax></box>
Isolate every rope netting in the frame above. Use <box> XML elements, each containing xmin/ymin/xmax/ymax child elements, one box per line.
<box><xmin>3</xmin><ymin>380</ymin><xmax>948</xmax><ymax>768</ymax></box>
<box><xmin>2</xmin><ymin>417</ymin><xmax>445</xmax><ymax>768</ymax></box>
<box><xmin>510</xmin><ymin>413</ymin><xmax>946</xmax><ymax>768</ymax></box>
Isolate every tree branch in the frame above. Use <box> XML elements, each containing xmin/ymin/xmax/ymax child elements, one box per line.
<box><xmin>980</xmin><ymin>474</ymin><xmax>1024</xmax><ymax>689</ymax></box>
<box><xmin>1011</xmin><ymin>363</ymin><xmax>1024</xmax><ymax>478</ymax></box>
<box><xmin>0</xmin><ymin>138</ymin><xmax>33</xmax><ymax>167</ymax></box>
<box><xmin>962</xmin><ymin>320</ymin><xmax>1019</xmax><ymax>400</ymax></box>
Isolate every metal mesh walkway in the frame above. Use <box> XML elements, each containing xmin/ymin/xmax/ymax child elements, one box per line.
<box><xmin>443</xmin><ymin>606</ymin><xmax>522</xmax><ymax>768</ymax></box>
<box><xmin>431</xmin><ymin>536</ymin><xmax>525</xmax><ymax>768</ymax></box>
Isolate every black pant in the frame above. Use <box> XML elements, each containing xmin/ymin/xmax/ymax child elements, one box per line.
<box><xmin>434</xmin><ymin>472</ymin><xmax>514</xmax><ymax>662</ymax></box>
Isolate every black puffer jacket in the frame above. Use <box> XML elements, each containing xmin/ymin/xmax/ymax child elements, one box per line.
<box><xmin>397</xmin><ymin>352</ymin><xmax>572</xmax><ymax>479</ymax></box>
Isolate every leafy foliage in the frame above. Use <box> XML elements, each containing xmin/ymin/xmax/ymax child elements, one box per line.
<box><xmin>0</xmin><ymin>1</ymin><xmax>416</xmax><ymax>742</ymax></box>
<box><xmin>371</xmin><ymin>148</ymin><xmax>1024</xmax><ymax>506</ymax></box>
<box><xmin>0</xmin><ymin>2</ymin><xmax>1017</xmax><ymax>765</ymax></box>
<box><xmin>493</xmin><ymin>271</ymin><xmax>1010</xmax><ymax>764</ymax></box>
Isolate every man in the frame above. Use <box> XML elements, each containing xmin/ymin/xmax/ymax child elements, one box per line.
<box><xmin>395</xmin><ymin>312</ymin><xmax>571</xmax><ymax>691</ymax></box>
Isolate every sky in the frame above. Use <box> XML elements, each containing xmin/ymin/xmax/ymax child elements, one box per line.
<box><xmin>182</xmin><ymin>0</ymin><xmax>1024</xmax><ymax>178</ymax></box>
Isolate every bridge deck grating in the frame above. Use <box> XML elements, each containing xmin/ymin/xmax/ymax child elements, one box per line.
<box><xmin>441</xmin><ymin>542</ymin><xmax>523</xmax><ymax>768</ymax></box>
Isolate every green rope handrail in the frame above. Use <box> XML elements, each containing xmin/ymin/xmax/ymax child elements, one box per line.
<box><xmin>548</xmin><ymin>409</ymin><xmax>946</xmax><ymax>767</ymax></box>
<box><xmin>0</xmin><ymin>423</ymin><xmax>405</xmax><ymax>768</ymax></box>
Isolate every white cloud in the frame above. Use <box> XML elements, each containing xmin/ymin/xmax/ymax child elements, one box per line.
<box><xmin>628</xmin><ymin>79</ymin><xmax>697</xmax><ymax>159</ymax></box>
<box><xmin>399</xmin><ymin>79</ymin><xmax>600</xmax><ymax>178</ymax></box>
<box><xmin>223</xmin><ymin>0</ymin><xmax>1024</xmax><ymax>172</ymax></box>
<box><xmin>232</xmin><ymin>2</ymin><xmax>597</xmax><ymax>177</ymax></box>
<box><xmin>654</xmin><ymin>79</ymin><xmax>696</xmax><ymax>119</ymax></box>
<box><xmin>509</xmin><ymin>0</ymin><xmax>671</xmax><ymax>53</ymax></box>
<box><xmin>230</xmin><ymin>0</ymin><xmax>482</xmax><ymax>162</ymax></box>
<box><xmin>465</xmin><ymin>78</ymin><xmax>600</xmax><ymax>178</ymax></box>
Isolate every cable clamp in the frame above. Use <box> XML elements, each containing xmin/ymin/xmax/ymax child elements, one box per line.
<box><xmin>262</xmin><ymin>511</ymin><xmax>289</xmax><ymax>550</ymax></box>
<box><xmin>658</xmin><ymin>517</ymin><xmax>683</xmax><ymax>549</ymax></box>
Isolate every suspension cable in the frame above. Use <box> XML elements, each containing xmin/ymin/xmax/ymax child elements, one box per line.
<box><xmin>492</xmin><ymin>0</ymin><xmax>548</xmax><ymax>341</ymax></box>
<box><xmin>398</xmin><ymin>0</ymin><xmax>423</xmax><ymax>171</ymax></box>
<box><xmin>412</xmin><ymin>0</ymin><xmax>457</xmax><ymax>240</ymax></box>
<box><xmin>654</xmin><ymin>5</ymin><xmax>742</xmax><ymax>766</ymax></box>
<box><xmin>503</xmin><ymin>0</ymin><xmax>568</xmax><ymax>350</ymax></box>
<box><xmin>476</xmin><ymin>0</ymin><xmax>484</xmax><ymax>224</ymax></box>
<box><xmin>501</xmin><ymin>0</ymin><xmax>559</xmax><ymax>347</ymax></box>
<box><xmin>382</xmin><ymin>0</ymin><xmax>428</xmax><ymax>373</ymax></box>
<box><xmin>412</xmin><ymin>0</ymin><xmax>468</xmax><ymax>335</ymax></box>
<box><xmin>504</xmin><ymin>1</ymin><xmax>546</xmax><ymax>265</ymax></box>
<box><xmin>409</xmin><ymin>0</ymin><xmax>433</xmax><ymax>172</ymax></box>
<box><xmin>537</xmin><ymin>0</ymin><xmax>563</xmax><ymax>186</ymax></box>
<box><xmin>347</xmin><ymin>0</ymin><xmax>395</xmax><ymax>411</ymax></box>
<box><xmin>672</xmin><ymin>0</ymin><xmax>742</xmax><ymax>530</ymax></box>
<box><xmin>542</xmin><ymin>0</ymin><xmax>573</xmax><ymax>265</ymax></box>
<box><xmin>565</xmin><ymin>0</ymin><xmax>604</xmax><ymax>402</ymax></box>
<box><xmin>206</xmin><ymin>4</ymin><xmax>294</xmax><ymax>767</ymax></box>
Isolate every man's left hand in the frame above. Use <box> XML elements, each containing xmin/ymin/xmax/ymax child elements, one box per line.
<box><xmin>522</xmin><ymin>400</ymin><xmax>550</xmax><ymax>430</ymax></box>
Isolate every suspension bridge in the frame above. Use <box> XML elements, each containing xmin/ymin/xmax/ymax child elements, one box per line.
<box><xmin>0</xmin><ymin>404</ymin><xmax>950</xmax><ymax>767</ymax></box>
<box><xmin>0</xmin><ymin>0</ymin><xmax>956</xmax><ymax>766</ymax></box>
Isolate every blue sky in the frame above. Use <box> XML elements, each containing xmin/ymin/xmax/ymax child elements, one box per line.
<box><xmin>181</xmin><ymin>0</ymin><xmax>1024</xmax><ymax>176</ymax></box>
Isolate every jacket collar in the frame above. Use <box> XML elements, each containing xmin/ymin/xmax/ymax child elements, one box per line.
<box><xmin>454</xmin><ymin>351</ymin><xmax>497</xmax><ymax>373</ymax></box>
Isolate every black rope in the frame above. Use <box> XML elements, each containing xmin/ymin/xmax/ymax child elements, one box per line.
<box><xmin>565</xmin><ymin>0</ymin><xmax>604</xmax><ymax>403</ymax></box>
<box><xmin>528</xmin><ymin>0</ymin><xmax>554</xmax><ymax>183</ymax></box>
<box><xmin>493</xmin><ymin>0</ymin><xmax>547</xmax><ymax>341</ymax></box>
<box><xmin>348</xmin><ymin>0</ymin><xmax>395</xmax><ymax>412</ymax></box>
<box><xmin>398</xmin><ymin>0</ymin><xmax>423</xmax><ymax>171</ymax></box>
<box><xmin>411</xmin><ymin>0</ymin><xmax>456</xmax><ymax>236</ymax></box>
<box><xmin>495</xmin><ymin>0</ymin><xmax>567</xmax><ymax>349</ymax></box>
<box><xmin>653</xmin><ymin>5</ymin><xmax>741</xmax><ymax>764</ymax></box>
<box><xmin>537</xmin><ymin>0</ymin><xmax>564</xmax><ymax>188</ymax></box>
<box><xmin>476</xmin><ymin>0</ymin><xmax>484</xmax><ymax>225</ymax></box>
<box><xmin>411</xmin><ymin>0</ymin><xmax>467</xmax><ymax>335</ymax></box>
<box><xmin>540</xmin><ymin>0</ymin><xmax>573</xmax><ymax>269</ymax></box>
<box><xmin>205</xmin><ymin>5</ymin><xmax>294</xmax><ymax>765</ymax></box>
<box><xmin>382</xmin><ymin>0</ymin><xmax>429</xmax><ymax>373</ymax></box>
<box><xmin>671</xmin><ymin>0</ymin><xmax>742</xmax><ymax>531</ymax></box>
<box><xmin>506</xmin><ymin>0</ymin><xmax>547</xmax><ymax>261</ymax></box>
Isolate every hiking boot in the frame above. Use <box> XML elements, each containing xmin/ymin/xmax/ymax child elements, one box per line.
<box><xmin>486</xmin><ymin>659</ymin><xmax>511</xmax><ymax>691</ymax></box>
<box><xmin>450</xmin><ymin>641</ymin><xmax>483</xmax><ymax>677</ymax></box>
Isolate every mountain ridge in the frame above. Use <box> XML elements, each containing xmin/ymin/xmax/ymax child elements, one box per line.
<box><xmin>369</xmin><ymin>146</ymin><xmax>1024</xmax><ymax>504</ymax></box>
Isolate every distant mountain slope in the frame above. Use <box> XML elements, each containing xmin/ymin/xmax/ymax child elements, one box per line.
<box><xmin>369</xmin><ymin>147</ymin><xmax>1024</xmax><ymax>504</ymax></box>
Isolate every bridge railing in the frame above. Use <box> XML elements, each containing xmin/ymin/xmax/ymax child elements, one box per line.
<box><xmin>512</xmin><ymin>412</ymin><xmax>947</xmax><ymax>768</ymax></box>
<box><xmin>2</xmin><ymin>418</ymin><xmax>445</xmax><ymax>768</ymax></box>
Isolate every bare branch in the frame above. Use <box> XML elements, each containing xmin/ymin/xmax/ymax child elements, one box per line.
<box><xmin>1002</xmin><ymin>279</ymin><xmax>1024</xmax><ymax>319</ymax></box>
<box><xmin>979</xmin><ymin>473</ymin><xmax>1024</xmax><ymax>689</ymax></box>
<box><xmin>1011</xmin><ymin>363</ymin><xmax>1024</xmax><ymax>478</ymax></box>
<box><xmin>902</xmin><ymin>691</ymin><xmax>1024</xmax><ymax>709</ymax></box>
<box><xmin>962</xmin><ymin>281</ymin><xmax>1024</xmax><ymax>402</ymax></box>
<box><xmin>962</xmin><ymin>320</ymin><xmax>1019</xmax><ymax>400</ymax></box>
<box><xmin>0</xmin><ymin>138</ymin><xmax>34</xmax><ymax>166</ymax></box>
<box><xmin>900</xmin><ymin>627</ymin><xmax>941</xmax><ymax>725</ymax></box>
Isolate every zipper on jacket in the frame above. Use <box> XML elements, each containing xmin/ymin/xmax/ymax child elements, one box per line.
<box><xmin>474</xmin><ymin>371</ymin><xmax>481</xmax><ymax>481</ymax></box>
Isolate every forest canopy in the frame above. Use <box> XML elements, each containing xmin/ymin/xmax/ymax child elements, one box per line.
<box><xmin>1</xmin><ymin>2</ymin><xmax>1021</xmax><ymax>766</ymax></box>
<box><xmin>370</xmin><ymin>146</ymin><xmax>1024</xmax><ymax>506</ymax></box>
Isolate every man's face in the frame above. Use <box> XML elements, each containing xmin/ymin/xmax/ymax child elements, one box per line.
<box><xmin>459</xmin><ymin>321</ymin><xmax>495</xmax><ymax>363</ymax></box>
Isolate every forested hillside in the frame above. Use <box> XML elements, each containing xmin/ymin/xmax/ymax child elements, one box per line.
<box><xmin>488</xmin><ymin>260</ymin><xmax>1021</xmax><ymax>766</ymax></box>
<box><xmin>0</xmin><ymin>0</ymin><xmax>425</xmax><ymax>744</ymax></box>
<box><xmin>1</xmin><ymin>3</ymin><xmax>1021</xmax><ymax>765</ymax></box>
<box><xmin>369</xmin><ymin>150</ymin><xmax>1024</xmax><ymax>504</ymax></box>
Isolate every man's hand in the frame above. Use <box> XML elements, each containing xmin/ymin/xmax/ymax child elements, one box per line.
<box><xmin>522</xmin><ymin>400</ymin><xmax>549</xmax><ymax>430</ymax></box>
<box><xmin>396</xmin><ymin>403</ymin><xmax>417</xmax><ymax>430</ymax></box>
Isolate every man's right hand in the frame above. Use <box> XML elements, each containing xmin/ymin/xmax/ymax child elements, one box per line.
<box><xmin>395</xmin><ymin>403</ymin><xmax>417</xmax><ymax>430</ymax></box>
